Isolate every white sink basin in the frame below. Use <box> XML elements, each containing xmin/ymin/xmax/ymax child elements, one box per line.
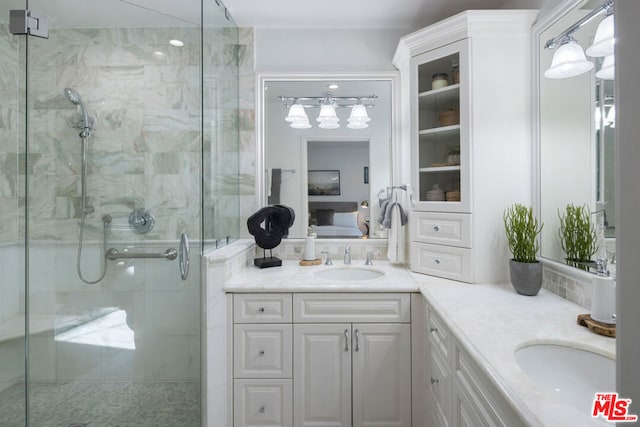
<box><xmin>515</xmin><ymin>343</ymin><xmax>615</xmax><ymax>412</ymax></box>
<box><xmin>315</xmin><ymin>267</ymin><xmax>384</xmax><ymax>281</ymax></box>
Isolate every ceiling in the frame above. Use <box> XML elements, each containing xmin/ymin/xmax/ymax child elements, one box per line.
<box><xmin>222</xmin><ymin>0</ymin><xmax>509</xmax><ymax>30</ymax></box>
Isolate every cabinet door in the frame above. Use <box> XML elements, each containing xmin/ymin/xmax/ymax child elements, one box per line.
<box><xmin>293</xmin><ymin>324</ymin><xmax>352</xmax><ymax>427</ymax></box>
<box><xmin>411</xmin><ymin>39</ymin><xmax>470</xmax><ymax>213</ymax></box>
<box><xmin>352</xmin><ymin>323</ymin><xmax>411</xmax><ymax>427</ymax></box>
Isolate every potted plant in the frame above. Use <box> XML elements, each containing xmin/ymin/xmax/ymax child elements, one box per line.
<box><xmin>504</xmin><ymin>204</ymin><xmax>544</xmax><ymax>296</ymax></box>
<box><xmin>558</xmin><ymin>204</ymin><xmax>598</xmax><ymax>271</ymax></box>
<box><xmin>447</xmin><ymin>145</ymin><xmax>460</xmax><ymax>165</ymax></box>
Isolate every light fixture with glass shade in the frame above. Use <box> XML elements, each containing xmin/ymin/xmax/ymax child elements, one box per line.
<box><xmin>317</xmin><ymin>101</ymin><xmax>340</xmax><ymax>129</ymax></box>
<box><xmin>544</xmin><ymin>38</ymin><xmax>594</xmax><ymax>79</ymax></box>
<box><xmin>285</xmin><ymin>103</ymin><xmax>311</xmax><ymax>129</ymax></box>
<box><xmin>347</xmin><ymin>104</ymin><xmax>371</xmax><ymax>129</ymax></box>
<box><xmin>279</xmin><ymin>94</ymin><xmax>377</xmax><ymax>130</ymax></box>
<box><xmin>586</xmin><ymin>12</ymin><xmax>614</xmax><ymax>57</ymax></box>
<box><xmin>595</xmin><ymin>54</ymin><xmax>615</xmax><ymax>80</ymax></box>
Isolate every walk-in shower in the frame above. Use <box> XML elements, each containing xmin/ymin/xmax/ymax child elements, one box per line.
<box><xmin>63</xmin><ymin>87</ymin><xmax>112</xmax><ymax>284</ymax></box>
<box><xmin>0</xmin><ymin>0</ymin><xmax>240</xmax><ymax>425</ymax></box>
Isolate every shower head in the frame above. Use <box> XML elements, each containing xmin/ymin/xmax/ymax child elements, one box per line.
<box><xmin>63</xmin><ymin>87</ymin><xmax>83</xmax><ymax>105</ymax></box>
<box><xmin>63</xmin><ymin>87</ymin><xmax>91</xmax><ymax>134</ymax></box>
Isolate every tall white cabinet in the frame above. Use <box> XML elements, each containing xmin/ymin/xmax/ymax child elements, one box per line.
<box><xmin>393</xmin><ymin>10</ymin><xmax>538</xmax><ymax>283</ymax></box>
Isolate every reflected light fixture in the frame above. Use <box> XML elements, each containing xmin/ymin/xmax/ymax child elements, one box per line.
<box><xmin>544</xmin><ymin>38</ymin><xmax>594</xmax><ymax>79</ymax></box>
<box><xmin>586</xmin><ymin>12</ymin><xmax>614</xmax><ymax>57</ymax></box>
<box><xmin>279</xmin><ymin>94</ymin><xmax>376</xmax><ymax>130</ymax></box>
<box><xmin>595</xmin><ymin>54</ymin><xmax>615</xmax><ymax>80</ymax></box>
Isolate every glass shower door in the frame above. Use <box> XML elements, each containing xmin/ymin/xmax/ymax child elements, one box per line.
<box><xmin>0</xmin><ymin>1</ymin><xmax>27</xmax><ymax>424</ymax></box>
<box><xmin>16</xmin><ymin>1</ymin><xmax>202</xmax><ymax>425</ymax></box>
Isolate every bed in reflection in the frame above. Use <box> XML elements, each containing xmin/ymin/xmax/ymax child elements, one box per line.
<box><xmin>308</xmin><ymin>201</ymin><xmax>367</xmax><ymax>238</ymax></box>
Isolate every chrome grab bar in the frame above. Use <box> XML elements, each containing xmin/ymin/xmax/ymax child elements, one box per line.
<box><xmin>106</xmin><ymin>247</ymin><xmax>177</xmax><ymax>261</ymax></box>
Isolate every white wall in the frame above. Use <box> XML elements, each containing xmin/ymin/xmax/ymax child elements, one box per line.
<box><xmin>255</xmin><ymin>29</ymin><xmax>407</xmax><ymax>72</ymax></box>
<box><xmin>615</xmin><ymin>0</ymin><xmax>640</xmax><ymax>411</ymax></box>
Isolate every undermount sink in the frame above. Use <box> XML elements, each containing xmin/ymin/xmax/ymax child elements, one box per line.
<box><xmin>315</xmin><ymin>267</ymin><xmax>385</xmax><ymax>281</ymax></box>
<box><xmin>515</xmin><ymin>343</ymin><xmax>615</xmax><ymax>412</ymax></box>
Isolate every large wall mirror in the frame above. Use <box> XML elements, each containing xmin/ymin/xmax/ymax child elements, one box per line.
<box><xmin>536</xmin><ymin>0</ymin><xmax>616</xmax><ymax>273</ymax></box>
<box><xmin>258</xmin><ymin>76</ymin><xmax>394</xmax><ymax>239</ymax></box>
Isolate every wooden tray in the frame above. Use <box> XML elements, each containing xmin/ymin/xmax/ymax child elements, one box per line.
<box><xmin>577</xmin><ymin>313</ymin><xmax>616</xmax><ymax>338</ymax></box>
<box><xmin>299</xmin><ymin>259</ymin><xmax>321</xmax><ymax>266</ymax></box>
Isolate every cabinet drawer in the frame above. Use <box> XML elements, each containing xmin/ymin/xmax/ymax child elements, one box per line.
<box><xmin>234</xmin><ymin>379</ymin><xmax>292</xmax><ymax>427</ymax></box>
<box><xmin>429</xmin><ymin>348</ymin><xmax>452</xmax><ymax>417</ymax></box>
<box><xmin>234</xmin><ymin>324</ymin><xmax>292</xmax><ymax>378</ymax></box>
<box><xmin>428</xmin><ymin>308</ymin><xmax>452</xmax><ymax>362</ymax></box>
<box><xmin>412</xmin><ymin>211</ymin><xmax>472</xmax><ymax>248</ymax></box>
<box><xmin>410</xmin><ymin>242</ymin><xmax>472</xmax><ymax>282</ymax></box>
<box><xmin>293</xmin><ymin>293</ymin><xmax>410</xmax><ymax>323</ymax></box>
<box><xmin>234</xmin><ymin>293</ymin><xmax>292</xmax><ymax>323</ymax></box>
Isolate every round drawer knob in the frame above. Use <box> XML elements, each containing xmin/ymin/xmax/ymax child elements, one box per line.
<box><xmin>433</xmin><ymin>225</ymin><xmax>440</xmax><ymax>232</ymax></box>
<box><xmin>258</xmin><ymin>350</ymin><xmax>265</xmax><ymax>357</ymax></box>
<box><xmin>258</xmin><ymin>306</ymin><xmax>265</xmax><ymax>313</ymax></box>
<box><xmin>434</xmin><ymin>259</ymin><xmax>441</xmax><ymax>264</ymax></box>
<box><xmin>259</xmin><ymin>405</ymin><xmax>266</xmax><ymax>413</ymax></box>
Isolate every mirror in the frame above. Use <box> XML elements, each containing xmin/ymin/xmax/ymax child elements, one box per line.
<box><xmin>537</xmin><ymin>0</ymin><xmax>616</xmax><ymax>271</ymax></box>
<box><xmin>261</xmin><ymin>78</ymin><xmax>393</xmax><ymax>239</ymax></box>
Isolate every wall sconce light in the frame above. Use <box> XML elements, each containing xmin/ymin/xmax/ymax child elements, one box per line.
<box><xmin>543</xmin><ymin>0</ymin><xmax>613</xmax><ymax>79</ymax></box>
<box><xmin>586</xmin><ymin>13</ymin><xmax>615</xmax><ymax>57</ymax></box>
<box><xmin>544</xmin><ymin>38</ymin><xmax>594</xmax><ymax>79</ymax></box>
<box><xmin>279</xmin><ymin>94</ymin><xmax>376</xmax><ymax>130</ymax></box>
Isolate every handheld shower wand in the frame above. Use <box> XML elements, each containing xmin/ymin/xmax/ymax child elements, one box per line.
<box><xmin>63</xmin><ymin>87</ymin><xmax>92</xmax><ymax>137</ymax></box>
<box><xmin>63</xmin><ymin>88</ymin><xmax>108</xmax><ymax>284</ymax></box>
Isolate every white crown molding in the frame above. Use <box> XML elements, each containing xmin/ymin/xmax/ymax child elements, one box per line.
<box><xmin>393</xmin><ymin>10</ymin><xmax>538</xmax><ymax>70</ymax></box>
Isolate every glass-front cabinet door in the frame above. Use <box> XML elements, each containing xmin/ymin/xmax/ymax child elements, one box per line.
<box><xmin>411</xmin><ymin>39</ymin><xmax>470</xmax><ymax>213</ymax></box>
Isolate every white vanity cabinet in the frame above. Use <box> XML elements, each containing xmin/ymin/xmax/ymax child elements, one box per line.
<box><xmin>393</xmin><ymin>11</ymin><xmax>537</xmax><ymax>283</ymax></box>
<box><xmin>231</xmin><ymin>292</ymin><xmax>413</xmax><ymax>427</ymax></box>
<box><xmin>423</xmin><ymin>300</ymin><xmax>526</xmax><ymax>427</ymax></box>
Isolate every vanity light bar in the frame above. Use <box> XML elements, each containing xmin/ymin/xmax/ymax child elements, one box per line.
<box><xmin>278</xmin><ymin>95</ymin><xmax>377</xmax><ymax>109</ymax></box>
<box><xmin>544</xmin><ymin>0</ymin><xmax>613</xmax><ymax>50</ymax></box>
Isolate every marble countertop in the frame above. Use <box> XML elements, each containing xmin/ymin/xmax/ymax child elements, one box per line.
<box><xmin>413</xmin><ymin>274</ymin><xmax>615</xmax><ymax>427</ymax></box>
<box><xmin>224</xmin><ymin>260</ymin><xmax>419</xmax><ymax>292</ymax></box>
<box><xmin>223</xmin><ymin>261</ymin><xmax>616</xmax><ymax>426</ymax></box>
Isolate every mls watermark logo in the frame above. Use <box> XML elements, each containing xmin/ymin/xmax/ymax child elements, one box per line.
<box><xmin>592</xmin><ymin>393</ymin><xmax>638</xmax><ymax>422</ymax></box>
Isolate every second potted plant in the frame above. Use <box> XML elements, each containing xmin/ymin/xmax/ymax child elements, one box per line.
<box><xmin>558</xmin><ymin>204</ymin><xmax>598</xmax><ymax>271</ymax></box>
<box><xmin>504</xmin><ymin>203</ymin><xmax>544</xmax><ymax>296</ymax></box>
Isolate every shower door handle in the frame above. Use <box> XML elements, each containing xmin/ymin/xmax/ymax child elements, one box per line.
<box><xmin>179</xmin><ymin>232</ymin><xmax>190</xmax><ymax>281</ymax></box>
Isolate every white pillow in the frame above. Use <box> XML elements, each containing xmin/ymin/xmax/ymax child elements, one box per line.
<box><xmin>333</xmin><ymin>211</ymin><xmax>359</xmax><ymax>229</ymax></box>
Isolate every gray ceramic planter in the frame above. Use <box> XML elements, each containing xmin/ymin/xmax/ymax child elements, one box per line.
<box><xmin>509</xmin><ymin>259</ymin><xmax>543</xmax><ymax>296</ymax></box>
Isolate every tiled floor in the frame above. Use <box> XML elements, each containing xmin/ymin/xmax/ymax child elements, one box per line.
<box><xmin>0</xmin><ymin>381</ymin><xmax>200</xmax><ymax>427</ymax></box>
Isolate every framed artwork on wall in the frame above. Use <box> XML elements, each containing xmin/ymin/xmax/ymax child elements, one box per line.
<box><xmin>308</xmin><ymin>170</ymin><xmax>340</xmax><ymax>196</ymax></box>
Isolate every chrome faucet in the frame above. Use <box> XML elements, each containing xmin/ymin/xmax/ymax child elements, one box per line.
<box><xmin>365</xmin><ymin>251</ymin><xmax>374</xmax><ymax>266</ymax></box>
<box><xmin>321</xmin><ymin>251</ymin><xmax>332</xmax><ymax>265</ymax></box>
<box><xmin>344</xmin><ymin>245</ymin><xmax>351</xmax><ymax>265</ymax></box>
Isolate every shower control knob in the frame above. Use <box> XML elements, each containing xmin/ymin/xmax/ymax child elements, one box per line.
<box><xmin>129</xmin><ymin>209</ymin><xmax>155</xmax><ymax>234</ymax></box>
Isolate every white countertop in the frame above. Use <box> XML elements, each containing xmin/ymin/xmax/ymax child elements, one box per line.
<box><xmin>223</xmin><ymin>261</ymin><xmax>616</xmax><ymax>426</ymax></box>
<box><xmin>224</xmin><ymin>260</ymin><xmax>419</xmax><ymax>292</ymax></box>
<box><xmin>413</xmin><ymin>274</ymin><xmax>615</xmax><ymax>427</ymax></box>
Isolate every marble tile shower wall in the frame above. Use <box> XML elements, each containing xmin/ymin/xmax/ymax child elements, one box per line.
<box><xmin>26</xmin><ymin>26</ymin><xmax>203</xmax><ymax>243</ymax></box>
<box><xmin>0</xmin><ymin>21</ymin><xmax>21</xmax><ymax>245</ymax></box>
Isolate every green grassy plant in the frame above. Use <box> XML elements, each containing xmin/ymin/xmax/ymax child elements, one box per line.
<box><xmin>558</xmin><ymin>204</ymin><xmax>598</xmax><ymax>269</ymax></box>
<box><xmin>504</xmin><ymin>204</ymin><xmax>543</xmax><ymax>263</ymax></box>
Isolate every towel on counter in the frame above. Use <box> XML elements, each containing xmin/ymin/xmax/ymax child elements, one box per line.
<box><xmin>267</xmin><ymin>168</ymin><xmax>281</xmax><ymax>205</ymax></box>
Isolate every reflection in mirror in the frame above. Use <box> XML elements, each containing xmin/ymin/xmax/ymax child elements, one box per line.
<box><xmin>538</xmin><ymin>0</ymin><xmax>616</xmax><ymax>274</ymax></box>
<box><xmin>263</xmin><ymin>79</ymin><xmax>392</xmax><ymax>239</ymax></box>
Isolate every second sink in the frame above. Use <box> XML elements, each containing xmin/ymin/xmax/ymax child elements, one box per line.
<box><xmin>515</xmin><ymin>343</ymin><xmax>615</xmax><ymax>413</ymax></box>
<box><xmin>315</xmin><ymin>267</ymin><xmax>384</xmax><ymax>281</ymax></box>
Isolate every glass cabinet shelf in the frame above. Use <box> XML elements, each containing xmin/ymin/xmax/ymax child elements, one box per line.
<box><xmin>419</xmin><ymin>165</ymin><xmax>461</xmax><ymax>173</ymax></box>
<box><xmin>419</xmin><ymin>124</ymin><xmax>460</xmax><ymax>137</ymax></box>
